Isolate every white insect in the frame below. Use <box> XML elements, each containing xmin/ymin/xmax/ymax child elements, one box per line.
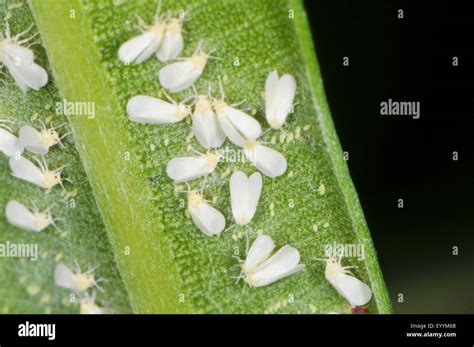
<box><xmin>187</xmin><ymin>189</ymin><xmax>225</xmax><ymax>236</ymax></box>
<box><xmin>243</xmin><ymin>139</ymin><xmax>287</xmax><ymax>178</ymax></box>
<box><xmin>317</xmin><ymin>257</ymin><xmax>373</xmax><ymax>307</ymax></box>
<box><xmin>159</xmin><ymin>42</ymin><xmax>211</xmax><ymax>93</ymax></box>
<box><xmin>80</xmin><ymin>292</ymin><xmax>107</xmax><ymax>314</ymax></box>
<box><xmin>265</xmin><ymin>70</ymin><xmax>296</xmax><ymax>129</ymax></box>
<box><xmin>127</xmin><ymin>93</ymin><xmax>191</xmax><ymax>124</ymax></box>
<box><xmin>54</xmin><ymin>263</ymin><xmax>103</xmax><ymax>293</ymax></box>
<box><xmin>118</xmin><ymin>3</ymin><xmax>166</xmax><ymax>65</ymax></box>
<box><xmin>156</xmin><ymin>17</ymin><xmax>184</xmax><ymax>62</ymax></box>
<box><xmin>213</xmin><ymin>81</ymin><xmax>262</xmax><ymax>147</ymax></box>
<box><xmin>0</xmin><ymin>20</ymin><xmax>48</xmax><ymax>92</ymax></box>
<box><xmin>9</xmin><ymin>156</ymin><xmax>67</xmax><ymax>189</ymax></box>
<box><xmin>5</xmin><ymin>200</ymin><xmax>56</xmax><ymax>232</ymax></box>
<box><xmin>19</xmin><ymin>123</ymin><xmax>66</xmax><ymax>155</ymax></box>
<box><xmin>239</xmin><ymin>234</ymin><xmax>304</xmax><ymax>287</ymax></box>
<box><xmin>166</xmin><ymin>149</ymin><xmax>220</xmax><ymax>183</ymax></box>
<box><xmin>0</xmin><ymin>119</ymin><xmax>24</xmax><ymax>157</ymax></box>
<box><xmin>191</xmin><ymin>94</ymin><xmax>226</xmax><ymax>149</ymax></box>
<box><xmin>230</xmin><ymin>171</ymin><xmax>262</xmax><ymax>225</ymax></box>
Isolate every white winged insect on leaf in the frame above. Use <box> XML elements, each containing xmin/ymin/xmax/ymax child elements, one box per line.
<box><xmin>191</xmin><ymin>91</ymin><xmax>226</xmax><ymax>149</ymax></box>
<box><xmin>80</xmin><ymin>292</ymin><xmax>107</xmax><ymax>314</ymax></box>
<box><xmin>186</xmin><ymin>188</ymin><xmax>225</xmax><ymax>237</ymax></box>
<box><xmin>230</xmin><ymin>171</ymin><xmax>262</xmax><ymax>225</ymax></box>
<box><xmin>127</xmin><ymin>92</ymin><xmax>192</xmax><ymax>125</ymax></box>
<box><xmin>243</xmin><ymin>139</ymin><xmax>287</xmax><ymax>178</ymax></box>
<box><xmin>9</xmin><ymin>155</ymin><xmax>69</xmax><ymax>190</ymax></box>
<box><xmin>5</xmin><ymin>200</ymin><xmax>59</xmax><ymax>232</ymax></box>
<box><xmin>158</xmin><ymin>41</ymin><xmax>215</xmax><ymax>93</ymax></box>
<box><xmin>0</xmin><ymin>17</ymin><xmax>48</xmax><ymax>92</ymax></box>
<box><xmin>265</xmin><ymin>70</ymin><xmax>296</xmax><ymax>129</ymax></box>
<box><xmin>118</xmin><ymin>2</ymin><xmax>166</xmax><ymax>65</ymax></box>
<box><xmin>237</xmin><ymin>234</ymin><xmax>304</xmax><ymax>288</ymax></box>
<box><xmin>212</xmin><ymin>79</ymin><xmax>262</xmax><ymax>147</ymax></box>
<box><xmin>54</xmin><ymin>263</ymin><xmax>105</xmax><ymax>294</ymax></box>
<box><xmin>0</xmin><ymin>118</ymin><xmax>24</xmax><ymax>157</ymax></box>
<box><xmin>156</xmin><ymin>17</ymin><xmax>184</xmax><ymax>62</ymax></box>
<box><xmin>315</xmin><ymin>257</ymin><xmax>373</xmax><ymax>307</ymax></box>
<box><xmin>19</xmin><ymin>122</ymin><xmax>68</xmax><ymax>155</ymax></box>
<box><xmin>166</xmin><ymin>148</ymin><xmax>220</xmax><ymax>183</ymax></box>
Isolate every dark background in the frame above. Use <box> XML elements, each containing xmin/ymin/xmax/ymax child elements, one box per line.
<box><xmin>304</xmin><ymin>0</ymin><xmax>474</xmax><ymax>313</ymax></box>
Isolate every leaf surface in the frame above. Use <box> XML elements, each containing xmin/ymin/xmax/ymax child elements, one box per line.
<box><xmin>0</xmin><ymin>0</ymin><xmax>392</xmax><ymax>313</ymax></box>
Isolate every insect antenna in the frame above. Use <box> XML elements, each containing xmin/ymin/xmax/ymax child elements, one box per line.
<box><xmin>165</xmin><ymin>11</ymin><xmax>172</xmax><ymax>22</ymax></box>
<box><xmin>153</xmin><ymin>0</ymin><xmax>163</xmax><ymax>23</ymax></box>
<box><xmin>52</xmin><ymin>122</ymin><xmax>68</xmax><ymax>130</ymax></box>
<box><xmin>73</xmin><ymin>260</ymin><xmax>82</xmax><ymax>274</ymax></box>
<box><xmin>38</xmin><ymin>119</ymin><xmax>48</xmax><ymax>130</ymax></box>
<box><xmin>55</xmin><ymin>164</ymin><xmax>70</xmax><ymax>175</ymax></box>
<box><xmin>244</xmin><ymin>229</ymin><xmax>250</xmax><ymax>255</ymax></box>
<box><xmin>80</xmin><ymin>290</ymin><xmax>97</xmax><ymax>302</ymax></box>
<box><xmin>162</xmin><ymin>89</ymin><xmax>177</xmax><ymax>104</ymax></box>
<box><xmin>181</xmin><ymin>94</ymin><xmax>196</xmax><ymax>106</ymax></box>
<box><xmin>206</xmin><ymin>81</ymin><xmax>214</xmax><ymax>98</ymax></box>
<box><xmin>3</xmin><ymin>16</ymin><xmax>11</xmax><ymax>39</ymax></box>
<box><xmin>59</xmin><ymin>178</ymin><xmax>73</xmax><ymax>195</ymax></box>
<box><xmin>0</xmin><ymin>118</ymin><xmax>14</xmax><ymax>132</ymax></box>
<box><xmin>260</xmin><ymin>128</ymin><xmax>273</xmax><ymax>138</ymax></box>
<box><xmin>14</xmin><ymin>23</ymin><xmax>34</xmax><ymax>41</ymax></box>
<box><xmin>25</xmin><ymin>41</ymin><xmax>40</xmax><ymax>49</ymax></box>
<box><xmin>290</xmin><ymin>101</ymin><xmax>300</xmax><ymax>113</ymax></box>
<box><xmin>0</xmin><ymin>75</ymin><xmax>8</xmax><ymax>89</ymax></box>
<box><xmin>31</xmin><ymin>155</ymin><xmax>46</xmax><ymax>172</ymax></box>
<box><xmin>199</xmin><ymin>175</ymin><xmax>209</xmax><ymax>196</ymax></box>
<box><xmin>206</xmin><ymin>48</ymin><xmax>221</xmax><ymax>61</ymax></box>
<box><xmin>223</xmin><ymin>223</ymin><xmax>238</xmax><ymax>234</ymax></box>
<box><xmin>190</xmin><ymin>84</ymin><xmax>199</xmax><ymax>99</ymax></box>
<box><xmin>17</xmin><ymin>30</ymin><xmax>39</xmax><ymax>45</ymax></box>
<box><xmin>231</xmin><ymin>272</ymin><xmax>244</xmax><ymax>285</ymax></box>
<box><xmin>217</xmin><ymin>76</ymin><xmax>225</xmax><ymax>100</ymax></box>
<box><xmin>241</xmin><ymin>281</ymin><xmax>248</xmax><ymax>294</ymax></box>
<box><xmin>134</xmin><ymin>15</ymin><xmax>147</xmax><ymax>32</ymax></box>
<box><xmin>312</xmin><ymin>257</ymin><xmax>328</xmax><ymax>263</ymax></box>
<box><xmin>174</xmin><ymin>181</ymin><xmax>192</xmax><ymax>195</ymax></box>
<box><xmin>230</xmin><ymin>99</ymin><xmax>247</xmax><ymax>108</ymax></box>
<box><xmin>187</xmin><ymin>144</ymin><xmax>203</xmax><ymax>156</ymax></box>
<box><xmin>94</xmin><ymin>277</ymin><xmax>108</xmax><ymax>293</ymax></box>
<box><xmin>30</xmin><ymin>201</ymin><xmax>39</xmax><ymax>213</ymax></box>
<box><xmin>193</xmin><ymin>40</ymin><xmax>204</xmax><ymax>55</ymax></box>
<box><xmin>44</xmin><ymin>202</ymin><xmax>56</xmax><ymax>213</ymax></box>
<box><xmin>58</xmin><ymin>131</ymin><xmax>72</xmax><ymax>148</ymax></box>
<box><xmin>51</xmin><ymin>220</ymin><xmax>64</xmax><ymax>233</ymax></box>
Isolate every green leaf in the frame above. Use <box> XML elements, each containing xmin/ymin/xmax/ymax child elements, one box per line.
<box><xmin>0</xmin><ymin>0</ymin><xmax>391</xmax><ymax>313</ymax></box>
<box><xmin>0</xmin><ymin>2</ymin><xmax>130</xmax><ymax>313</ymax></box>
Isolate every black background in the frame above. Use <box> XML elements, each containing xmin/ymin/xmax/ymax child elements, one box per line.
<box><xmin>304</xmin><ymin>0</ymin><xmax>474</xmax><ymax>313</ymax></box>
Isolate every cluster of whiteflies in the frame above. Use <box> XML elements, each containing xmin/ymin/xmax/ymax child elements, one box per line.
<box><xmin>0</xmin><ymin>120</ymin><xmax>67</xmax><ymax>216</ymax></box>
<box><xmin>118</xmin><ymin>3</ymin><xmax>373</xmax><ymax>309</ymax></box>
<box><xmin>0</xmin><ymin>121</ymin><xmax>106</xmax><ymax>313</ymax></box>
<box><xmin>0</xmin><ymin>18</ymin><xmax>105</xmax><ymax>314</ymax></box>
<box><xmin>0</xmin><ymin>119</ymin><xmax>106</xmax><ymax>313</ymax></box>
<box><xmin>119</xmin><ymin>6</ymin><xmax>307</xmax><ymax>288</ymax></box>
